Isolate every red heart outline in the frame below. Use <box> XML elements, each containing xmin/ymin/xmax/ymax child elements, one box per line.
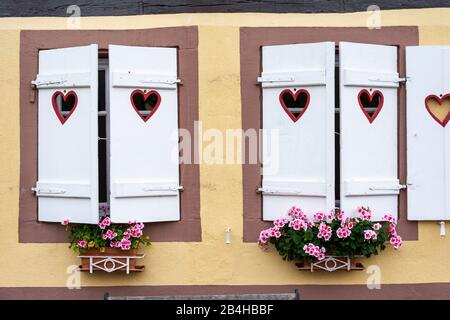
<box><xmin>130</xmin><ymin>89</ymin><xmax>161</xmax><ymax>123</ymax></box>
<box><xmin>357</xmin><ymin>89</ymin><xmax>384</xmax><ymax>124</ymax></box>
<box><xmin>425</xmin><ymin>94</ymin><xmax>450</xmax><ymax>127</ymax></box>
<box><xmin>51</xmin><ymin>90</ymin><xmax>78</xmax><ymax>125</ymax></box>
<box><xmin>278</xmin><ymin>89</ymin><xmax>310</xmax><ymax>123</ymax></box>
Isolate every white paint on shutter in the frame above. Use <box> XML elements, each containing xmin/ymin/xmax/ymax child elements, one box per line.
<box><xmin>260</xmin><ymin>42</ymin><xmax>335</xmax><ymax>221</ymax></box>
<box><xmin>406</xmin><ymin>46</ymin><xmax>450</xmax><ymax>220</ymax></box>
<box><xmin>339</xmin><ymin>42</ymin><xmax>400</xmax><ymax>221</ymax></box>
<box><xmin>36</xmin><ymin>44</ymin><xmax>98</xmax><ymax>223</ymax></box>
<box><xmin>109</xmin><ymin>45</ymin><xmax>180</xmax><ymax>223</ymax></box>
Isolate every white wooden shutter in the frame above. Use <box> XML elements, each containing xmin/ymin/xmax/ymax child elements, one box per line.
<box><xmin>35</xmin><ymin>44</ymin><xmax>98</xmax><ymax>223</ymax></box>
<box><xmin>259</xmin><ymin>42</ymin><xmax>335</xmax><ymax>221</ymax></box>
<box><xmin>339</xmin><ymin>42</ymin><xmax>401</xmax><ymax>221</ymax></box>
<box><xmin>406</xmin><ymin>46</ymin><xmax>450</xmax><ymax>220</ymax></box>
<box><xmin>109</xmin><ymin>45</ymin><xmax>180</xmax><ymax>223</ymax></box>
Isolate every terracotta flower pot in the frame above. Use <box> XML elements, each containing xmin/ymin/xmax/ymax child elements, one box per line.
<box><xmin>80</xmin><ymin>247</ymin><xmax>139</xmax><ymax>271</ymax></box>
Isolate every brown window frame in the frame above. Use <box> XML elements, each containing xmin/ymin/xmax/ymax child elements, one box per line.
<box><xmin>19</xmin><ymin>27</ymin><xmax>201</xmax><ymax>243</ymax></box>
<box><xmin>240</xmin><ymin>26</ymin><xmax>419</xmax><ymax>242</ymax></box>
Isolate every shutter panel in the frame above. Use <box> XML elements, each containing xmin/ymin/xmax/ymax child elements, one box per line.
<box><xmin>339</xmin><ymin>42</ymin><xmax>400</xmax><ymax>221</ymax></box>
<box><xmin>259</xmin><ymin>42</ymin><xmax>335</xmax><ymax>221</ymax></box>
<box><xmin>35</xmin><ymin>44</ymin><xmax>98</xmax><ymax>223</ymax></box>
<box><xmin>109</xmin><ymin>45</ymin><xmax>180</xmax><ymax>223</ymax></box>
<box><xmin>406</xmin><ymin>46</ymin><xmax>450</xmax><ymax>220</ymax></box>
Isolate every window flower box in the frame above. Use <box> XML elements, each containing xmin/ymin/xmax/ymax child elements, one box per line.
<box><xmin>64</xmin><ymin>216</ymin><xmax>151</xmax><ymax>274</ymax></box>
<box><xmin>259</xmin><ymin>206</ymin><xmax>402</xmax><ymax>272</ymax></box>
<box><xmin>78</xmin><ymin>248</ymin><xmax>145</xmax><ymax>273</ymax></box>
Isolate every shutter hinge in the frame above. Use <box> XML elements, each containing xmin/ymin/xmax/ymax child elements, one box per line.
<box><xmin>31</xmin><ymin>186</ymin><xmax>66</xmax><ymax>195</ymax></box>
<box><xmin>368</xmin><ymin>184</ymin><xmax>407</xmax><ymax>191</ymax></box>
<box><xmin>367</xmin><ymin>76</ymin><xmax>409</xmax><ymax>85</ymax></box>
<box><xmin>31</xmin><ymin>79</ymin><xmax>67</xmax><ymax>87</ymax></box>
<box><xmin>139</xmin><ymin>78</ymin><xmax>182</xmax><ymax>85</ymax></box>
<box><xmin>257</xmin><ymin>76</ymin><xmax>294</xmax><ymax>84</ymax></box>
<box><xmin>142</xmin><ymin>186</ymin><xmax>184</xmax><ymax>192</ymax></box>
<box><xmin>257</xmin><ymin>187</ymin><xmax>304</xmax><ymax>196</ymax></box>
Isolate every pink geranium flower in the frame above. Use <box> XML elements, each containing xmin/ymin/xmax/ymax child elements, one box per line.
<box><xmin>373</xmin><ymin>223</ymin><xmax>382</xmax><ymax>231</ymax></box>
<box><xmin>364</xmin><ymin>230</ymin><xmax>373</xmax><ymax>240</ymax></box>
<box><xmin>77</xmin><ymin>240</ymin><xmax>87</xmax><ymax>248</ymax></box>
<box><xmin>103</xmin><ymin>229</ymin><xmax>117</xmax><ymax>240</ymax></box>
<box><xmin>258</xmin><ymin>229</ymin><xmax>271</xmax><ymax>244</ymax></box>
<box><xmin>383</xmin><ymin>214</ymin><xmax>397</xmax><ymax>224</ymax></box>
<box><xmin>390</xmin><ymin>235</ymin><xmax>403</xmax><ymax>249</ymax></box>
<box><xmin>364</xmin><ymin>230</ymin><xmax>377</xmax><ymax>240</ymax></box>
<box><xmin>120</xmin><ymin>238</ymin><xmax>132</xmax><ymax>250</ymax></box>
<box><xmin>359</xmin><ymin>207</ymin><xmax>372</xmax><ymax>221</ymax></box>
<box><xmin>337</xmin><ymin>227</ymin><xmax>351</xmax><ymax>239</ymax></box>
<box><xmin>317</xmin><ymin>222</ymin><xmax>332</xmax><ymax>241</ymax></box>
<box><xmin>274</xmin><ymin>218</ymin><xmax>287</xmax><ymax>228</ymax></box>
<box><xmin>103</xmin><ymin>217</ymin><xmax>111</xmax><ymax>226</ymax></box>
<box><xmin>303</xmin><ymin>243</ymin><xmax>326</xmax><ymax>261</ymax></box>
<box><xmin>313</xmin><ymin>212</ymin><xmax>325</xmax><ymax>221</ymax></box>
<box><xmin>61</xmin><ymin>219</ymin><xmax>69</xmax><ymax>226</ymax></box>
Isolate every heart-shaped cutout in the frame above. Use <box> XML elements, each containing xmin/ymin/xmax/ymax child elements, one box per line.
<box><xmin>130</xmin><ymin>89</ymin><xmax>161</xmax><ymax>122</ymax></box>
<box><xmin>425</xmin><ymin>94</ymin><xmax>450</xmax><ymax>127</ymax></box>
<box><xmin>279</xmin><ymin>89</ymin><xmax>310</xmax><ymax>123</ymax></box>
<box><xmin>52</xmin><ymin>90</ymin><xmax>78</xmax><ymax>125</ymax></box>
<box><xmin>357</xmin><ymin>89</ymin><xmax>384</xmax><ymax>124</ymax></box>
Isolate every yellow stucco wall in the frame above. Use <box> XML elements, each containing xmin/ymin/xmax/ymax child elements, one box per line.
<box><xmin>0</xmin><ymin>8</ymin><xmax>449</xmax><ymax>288</ymax></box>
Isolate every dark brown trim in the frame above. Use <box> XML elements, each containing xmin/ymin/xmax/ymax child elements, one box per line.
<box><xmin>1</xmin><ymin>1</ymin><xmax>449</xmax><ymax>17</ymax></box>
<box><xmin>240</xmin><ymin>26</ymin><xmax>419</xmax><ymax>242</ymax></box>
<box><xmin>1</xmin><ymin>283</ymin><xmax>449</xmax><ymax>300</ymax></box>
<box><xmin>19</xmin><ymin>27</ymin><xmax>200</xmax><ymax>243</ymax></box>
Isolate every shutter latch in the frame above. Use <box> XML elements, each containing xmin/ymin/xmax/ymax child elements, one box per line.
<box><xmin>29</xmin><ymin>82</ymin><xmax>37</xmax><ymax>103</ymax></box>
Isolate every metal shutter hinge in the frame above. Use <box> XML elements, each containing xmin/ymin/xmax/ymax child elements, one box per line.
<box><xmin>31</xmin><ymin>186</ymin><xmax>66</xmax><ymax>195</ymax></box>
<box><xmin>31</xmin><ymin>79</ymin><xmax>67</xmax><ymax>87</ymax></box>
<box><xmin>257</xmin><ymin>76</ymin><xmax>294</xmax><ymax>84</ymax></box>
<box><xmin>257</xmin><ymin>187</ymin><xmax>304</xmax><ymax>196</ymax></box>
<box><xmin>142</xmin><ymin>186</ymin><xmax>184</xmax><ymax>192</ymax></box>
<box><xmin>368</xmin><ymin>184</ymin><xmax>407</xmax><ymax>191</ymax></box>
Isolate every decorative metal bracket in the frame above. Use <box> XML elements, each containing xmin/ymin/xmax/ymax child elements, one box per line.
<box><xmin>311</xmin><ymin>256</ymin><xmax>352</xmax><ymax>272</ymax></box>
<box><xmin>296</xmin><ymin>256</ymin><xmax>364</xmax><ymax>272</ymax></box>
<box><xmin>78</xmin><ymin>253</ymin><xmax>145</xmax><ymax>274</ymax></box>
